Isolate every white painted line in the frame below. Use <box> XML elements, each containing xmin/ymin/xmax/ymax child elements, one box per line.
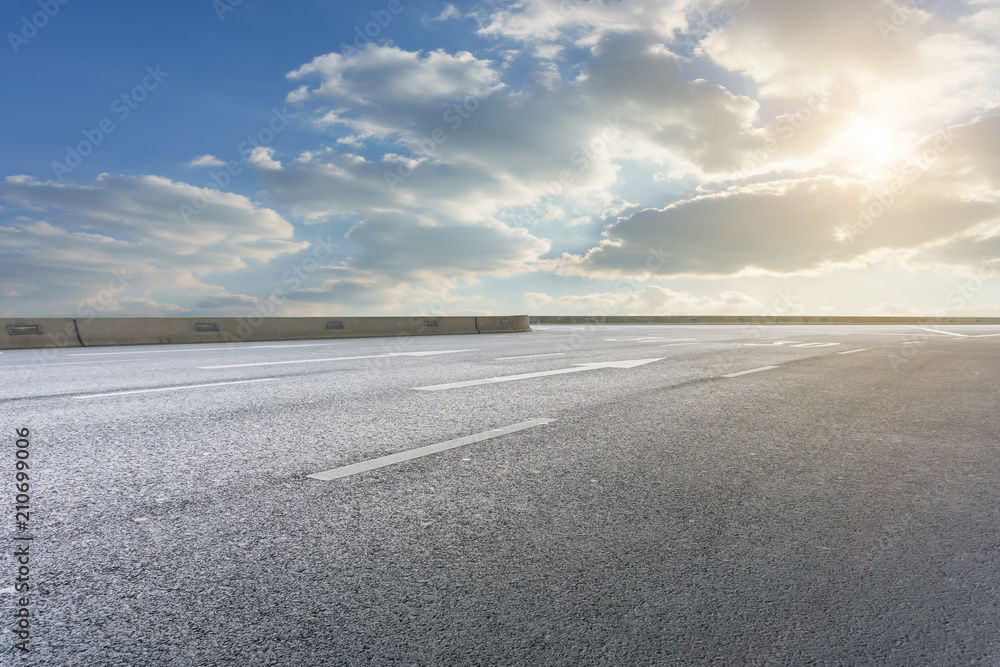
<box><xmin>70</xmin><ymin>347</ymin><xmax>232</xmax><ymax>356</ymax></box>
<box><xmin>415</xmin><ymin>358</ymin><xmax>663</xmax><ymax>391</ymax></box>
<box><xmin>200</xmin><ymin>349</ymin><xmax>477</xmax><ymax>369</ymax></box>
<box><xmin>659</xmin><ymin>342</ymin><xmax>697</xmax><ymax>347</ymax></box>
<box><xmin>745</xmin><ymin>341</ymin><xmax>803</xmax><ymax>346</ymax></box>
<box><xmin>902</xmin><ymin>341</ymin><xmax>922</xmax><ymax>345</ymax></box>
<box><xmin>604</xmin><ymin>337</ymin><xmax>694</xmax><ymax>342</ymax></box>
<box><xmin>0</xmin><ymin>586</ymin><xmax>15</xmax><ymax>594</ymax></box>
<box><xmin>0</xmin><ymin>358</ymin><xmax>152</xmax><ymax>369</ymax></box>
<box><xmin>72</xmin><ymin>378</ymin><xmax>277</xmax><ymax>399</ymax></box>
<box><xmin>906</xmin><ymin>326</ymin><xmax>968</xmax><ymax>337</ymax></box>
<box><xmin>969</xmin><ymin>333</ymin><xmax>1000</xmax><ymax>338</ymax></box>
<box><xmin>837</xmin><ymin>348</ymin><xmax>867</xmax><ymax>355</ymax></box>
<box><xmin>307</xmin><ymin>418</ymin><xmax>555</xmax><ymax>481</ymax></box>
<box><xmin>69</xmin><ymin>344</ymin><xmax>386</xmax><ymax>356</ymax></box>
<box><xmin>496</xmin><ymin>353</ymin><xmax>566</xmax><ymax>360</ymax></box>
<box><xmin>722</xmin><ymin>366</ymin><xmax>779</xmax><ymax>378</ymax></box>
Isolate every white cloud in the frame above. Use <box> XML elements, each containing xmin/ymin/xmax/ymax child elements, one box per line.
<box><xmin>476</xmin><ymin>0</ymin><xmax>688</xmax><ymax>47</ymax></box>
<box><xmin>559</xmin><ymin>113</ymin><xmax>1000</xmax><ymax>279</ymax></box>
<box><xmin>287</xmin><ymin>45</ymin><xmax>503</xmax><ymax>109</ymax></box>
<box><xmin>9</xmin><ymin>2</ymin><xmax>1000</xmax><ymax>317</ymax></box>
<box><xmin>432</xmin><ymin>5</ymin><xmax>461</xmax><ymax>22</ymax></box>
<box><xmin>189</xmin><ymin>154</ymin><xmax>226</xmax><ymax>167</ymax></box>
<box><xmin>523</xmin><ymin>285</ymin><xmax>764</xmax><ymax>315</ymax></box>
<box><xmin>698</xmin><ymin>0</ymin><xmax>1000</xmax><ymax>132</ymax></box>
<box><xmin>0</xmin><ymin>174</ymin><xmax>309</xmax><ymax>315</ymax></box>
<box><xmin>249</xmin><ymin>147</ymin><xmax>282</xmax><ymax>170</ymax></box>
<box><xmin>343</xmin><ymin>212</ymin><xmax>550</xmax><ymax>279</ymax></box>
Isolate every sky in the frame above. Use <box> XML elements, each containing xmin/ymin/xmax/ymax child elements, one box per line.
<box><xmin>1</xmin><ymin>0</ymin><xmax>999</xmax><ymax>319</ymax></box>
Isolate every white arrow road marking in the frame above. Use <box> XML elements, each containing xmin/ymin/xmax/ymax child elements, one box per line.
<box><xmin>199</xmin><ymin>349</ymin><xmax>477</xmax><ymax>369</ymax></box>
<box><xmin>906</xmin><ymin>326</ymin><xmax>968</xmax><ymax>337</ymax></box>
<box><xmin>307</xmin><ymin>418</ymin><xmax>555</xmax><ymax>480</ymax></box>
<box><xmin>414</xmin><ymin>358</ymin><xmax>663</xmax><ymax>391</ymax></box>
<box><xmin>722</xmin><ymin>366</ymin><xmax>779</xmax><ymax>378</ymax></box>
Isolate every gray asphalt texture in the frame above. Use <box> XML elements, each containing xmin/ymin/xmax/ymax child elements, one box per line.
<box><xmin>3</xmin><ymin>324</ymin><xmax>1000</xmax><ymax>666</ymax></box>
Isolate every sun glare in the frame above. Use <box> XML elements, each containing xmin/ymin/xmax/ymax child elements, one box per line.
<box><xmin>838</xmin><ymin>115</ymin><xmax>906</xmax><ymax>173</ymax></box>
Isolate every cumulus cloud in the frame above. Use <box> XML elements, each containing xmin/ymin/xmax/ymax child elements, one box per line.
<box><xmin>559</xmin><ymin>113</ymin><xmax>1000</xmax><ymax>279</ymax></box>
<box><xmin>0</xmin><ymin>174</ymin><xmax>309</xmax><ymax>315</ymax></box>
<box><xmin>343</xmin><ymin>212</ymin><xmax>550</xmax><ymax>278</ymax></box>
<box><xmin>189</xmin><ymin>154</ymin><xmax>226</xmax><ymax>167</ymax></box>
<box><xmin>286</xmin><ymin>45</ymin><xmax>503</xmax><ymax>134</ymax></box>
<box><xmin>523</xmin><ymin>285</ymin><xmax>764</xmax><ymax>315</ymax></box>
<box><xmin>278</xmin><ymin>267</ymin><xmax>489</xmax><ymax>316</ymax></box>
<box><xmin>6</xmin><ymin>1</ymin><xmax>1000</xmax><ymax>317</ymax></box>
<box><xmin>698</xmin><ymin>0</ymin><xmax>1000</xmax><ymax>129</ymax></box>
<box><xmin>476</xmin><ymin>0</ymin><xmax>688</xmax><ymax>47</ymax></box>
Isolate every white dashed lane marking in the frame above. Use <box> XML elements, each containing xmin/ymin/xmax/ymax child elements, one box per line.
<box><xmin>72</xmin><ymin>378</ymin><xmax>277</xmax><ymax>399</ymax></box>
<box><xmin>906</xmin><ymin>326</ymin><xmax>968</xmax><ymax>337</ymax></box>
<box><xmin>307</xmin><ymin>418</ymin><xmax>555</xmax><ymax>481</ymax></box>
<box><xmin>722</xmin><ymin>366</ymin><xmax>779</xmax><ymax>378</ymax></box>
<box><xmin>496</xmin><ymin>353</ymin><xmax>566</xmax><ymax>360</ymax></box>
<box><xmin>200</xmin><ymin>349</ymin><xmax>476</xmax><ymax>369</ymax></box>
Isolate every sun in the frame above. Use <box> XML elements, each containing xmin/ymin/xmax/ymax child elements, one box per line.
<box><xmin>837</xmin><ymin>114</ymin><xmax>906</xmax><ymax>173</ymax></box>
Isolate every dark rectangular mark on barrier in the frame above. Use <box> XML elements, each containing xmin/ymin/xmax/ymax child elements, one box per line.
<box><xmin>326</xmin><ymin>321</ymin><xmax>344</xmax><ymax>330</ymax></box>
<box><xmin>195</xmin><ymin>323</ymin><xmax>219</xmax><ymax>333</ymax></box>
<box><xmin>423</xmin><ymin>320</ymin><xmax>438</xmax><ymax>327</ymax></box>
<box><xmin>7</xmin><ymin>324</ymin><xmax>42</xmax><ymax>335</ymax></box>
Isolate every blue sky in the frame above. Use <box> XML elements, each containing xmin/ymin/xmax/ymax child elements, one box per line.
<box><xmin>2</xmin><ymin>0</ymin><xmax>999</xmax><ymax>319</ymax></box>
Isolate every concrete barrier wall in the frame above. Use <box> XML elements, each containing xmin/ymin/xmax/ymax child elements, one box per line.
<box><xmin>0</xmin><ymin>318</ymin><xmax>82</xmax><ymax>349</ymax></box>
<box><xmin>476</xmin><ymin>315</ymin><xmax>531</xmax><ymax>333</ymax></box>
<box><xmin>534</xmin><ymin>315</ymin><xmax>1000</xmax><ymax>325</ymax></box>
<box><xmin>0</xmin><ymin>315</ymin><xmax>526</xmax><ymax>350</ymax></box>
<box><xmin>274</xmin><ymin>316</ymin><xmax>480</xmax><ymax>340</ymax></box>
<box><xmin>76</xmin><ymin>317</ymin><xmax>244</xmax><ymax>346</ymax></box>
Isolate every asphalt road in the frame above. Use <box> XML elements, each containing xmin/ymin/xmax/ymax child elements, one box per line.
<box><xmin>3</xmin><ymin>324</ymin><xmax>1000</xmax><ymax>665</ymax></box>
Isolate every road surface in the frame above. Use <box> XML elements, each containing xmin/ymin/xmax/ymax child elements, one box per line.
<box><xmin>3</xmin><ymin>324</ymin><xmax>999</xmax><ymax>665</ymax></box>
